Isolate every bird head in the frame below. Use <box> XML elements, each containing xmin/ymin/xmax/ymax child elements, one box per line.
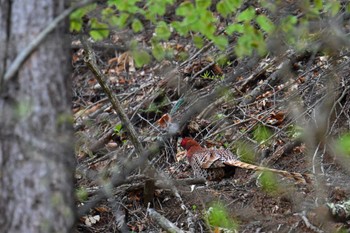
<box><xmin>180</xmin><ymin>137</ymin><xmax>201</xmax><ymax>150</ymax></box>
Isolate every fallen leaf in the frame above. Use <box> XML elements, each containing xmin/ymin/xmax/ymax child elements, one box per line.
<box><xmin>156</xmin><ymin>113</ymin><xmax>172</xmax><ymax>128</ymax></box>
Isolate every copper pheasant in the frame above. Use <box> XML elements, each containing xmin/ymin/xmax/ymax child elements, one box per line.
<box><xmin>180</xmin><ymin>137</ymin><xmax>311</xmax><ymax>184</ymax></box>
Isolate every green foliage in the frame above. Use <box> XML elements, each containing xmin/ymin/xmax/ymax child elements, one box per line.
<box><xmin>101</xmin><ymin>7</ymin><xmax>119</xmax><ymax>27</ymax></box>
<box><xmin>131</xmin><ymin>18</ymin><xmax>144</xmax><ymax>32</ymax></box>
<box><xmin>206</xmin><ymin>202</ymin><xmax>238</xmax><ymax>231</ymax></box>
<box><xmin>236</xmin><ymin>7</ymin><xmax>255</xmax><ymax>22</ymax></box>
<box><xmin>155</xmin><ymin>21</ymin><xmax>171</xmax><ymax>40</ymax></box>
<box><xmin>173</xmin><ymin>0</ymin><xmax>218</xmax><ymax>40</ymax></box>
<box><xmin>151</xmin><ymin>43</ymin><xmax>165</xmax><ymax>61</ymax></box>
<box><xmin>212</xmin><ymin>35</ymin><xmax>228</xmax><ymax>51</ymax></box>
<box><xmin>216</xmin><ymin>0</ymin><xmax>241</xmax><ymax>18</ymax></box>
<box><xmin>201</xmin><ymin>70</ymin><xmax>224</xmax><ymax>80</ymax></box>
<box><xmin>235</xmin><ymin>141</ymin><xmax>255</xmax><ymax>163</ymax></box>
<box><xmin>256</xmin><ymin>15</ymin><xmax>275</xmax><ymax>34</ymax></box>
<box><xmin>324</xmin><ymin>0</ymin><xmax>341</xmax><ymax>16</ymax></box>
<box><xmin>114</xmin><ymin>123</ymin><xmax>123</xmax><ymax>135</ymax></box>
<box><xmin>132</xmin><ymin>49</ymin><xmax>151</xmax><ymax>67</ymax></box>
<box><xmin>193</xmin><ymin>35</ymin><xmax>204</xmax><ymax>48</ymax></box>
<box><xmin>225</xmin><ymin>23</ymin><xmax>244</xmax><ymax>34</ymax></box>
<box><xmin>70</xmin><ymin>3</ymin><xmax>97</xmax><ymax>32</ymax></box>
<box><xmin>258</xmin><ymin>171</ymin><xmax>280</xmax><ymax>194</ymax></box>
<box><xmin>70</xmin><ymin>0</ymin><xmax>345</xmax><ymax>63</ymax></box>
<box><xmin>108</xmin><ymin>0</ymin><xmax>143</xmax><ymax>14</ymax></box>
<box><xmin>253</xmin><ymin>124</ymin><xmax>272</xmax><ymax>145</ymax></box>
<box><xmin>192</xmin><ymin>205</ymin><xmax>197</xmax><ymax>211</ymax></box>
<box><xmin>76</xmin><ymin>187</ymin><xmax>89</xmax><ymax>202</ymax></box>
<box><xmin>89</xmin><ymin>18</ymin><xmax>109</xmax><ymax>41</ymax></box>
<box><xmin>144</xmin><ymin>0</ymin><xmax>174</xmax><ymax>22</ymax></box>
<box><xmin>336</xmin><ymin>228</ymin><xmax>349</xmax><ymax>233</ymax></box>
<box><xmin>336</xmin><ymin>133</ymin><xmax>350</xmax><ymax>156</ymax></box>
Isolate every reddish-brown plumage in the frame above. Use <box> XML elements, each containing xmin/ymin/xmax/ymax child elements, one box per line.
<box><xmin>181</xmin><ymin>137</ymin><xmax>238</xmax><ymax>181</ymax></box>
<box><xmin>181</xmin><ymin>138</ymin><xmax>311</xmax><ymax>183</ymax></box>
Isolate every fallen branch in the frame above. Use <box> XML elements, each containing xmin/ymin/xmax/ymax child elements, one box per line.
<box><xmin>147</xmin><ymin>208</ymin><xmax>185</xmax><ymax>233</ymax></box>
<box><xmin>88</xmin><ymin>128</ymin><xmax>114</xmax><ymax>154</ymax></box>
<box><xmin>296</xmin><ymin>211</ymin><xmax>324</xmax><ymax>233</ymax></box>
<box><xmin>81</xmin><ymin>37</ymin><xmax>144</xmax><ymax>155</ymax></box>
<box><xmin>240</xmin><ymin>59</ymin><xmax>292</xmax><ymax>106</ymax></box>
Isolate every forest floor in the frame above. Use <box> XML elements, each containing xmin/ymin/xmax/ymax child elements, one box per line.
<box><xmin>72</xmin><ymin>3</ymin><xmax>350</xmax><ymax>233</ymax></box>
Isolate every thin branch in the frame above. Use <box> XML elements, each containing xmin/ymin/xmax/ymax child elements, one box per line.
<box><xmin>81</xmin><ymin>36</ymin><xmax>144</xmax><ymax>155</ymax></box>
<box><xmin>147</xmin><ymin>208</ymin><xmax>185</xmax><ymax>233</ymax></box>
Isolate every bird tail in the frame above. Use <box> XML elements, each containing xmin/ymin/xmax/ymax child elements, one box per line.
<box><xmin>224</xmin><ymin>160</ymin><xmax>313</xmax><ymax>184</ymax></box>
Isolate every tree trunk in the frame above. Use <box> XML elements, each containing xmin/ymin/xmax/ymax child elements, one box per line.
<box><xmin>0</xmin><ymin>1</ymin><xmax>75</xmax><ymax>232</ymax></box>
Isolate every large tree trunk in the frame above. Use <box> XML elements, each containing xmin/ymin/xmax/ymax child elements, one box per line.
<box><xmin>0</xmin><ymin>1</ymin><xmax>75</xmax><ymax>232</ymax></box>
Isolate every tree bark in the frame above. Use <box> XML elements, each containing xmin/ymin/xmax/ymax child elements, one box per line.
<box><xmin>0</xmin><ymin>1</ymin><xmax>75</xmax><ymax>232</ymax></box>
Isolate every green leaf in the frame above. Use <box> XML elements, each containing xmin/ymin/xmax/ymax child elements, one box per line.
<box><xmin>336</xmin><ymin>133</ymin><xmax>350</xmax><ymax>156</ymax></box>
<box><xmin>129</xmin><ymin>40</ymin><xmax>138</xmax><ymax>50</ymax></box>
<box><xmin>236</xmin><ymin>7</ymin><xmax>255</xmax><ymax>22</ymax></box>
<box><xmin>234</xmin><ymin>23</ymin><xmax>267</xmax><ymax>56</ymax></box>
<box><xmin>171</xmin><ymin>21</ymin><xmax>188</xmax><ymax>36</ymax></box>
<box><xmin>176</xmin><ymin>2</ymin><xmax>194</xmax><ymax>16</ymax></box>
<box><xmin>235</xmin><ymin>33</ymin><xmax>254</xmax><ymax>57</ymax></box>
<box><xmin>70</xmin><ymin>20</ymin><xmax>82</xmax><ymax>32</ymax></box>
<box><xmin>330</xmin><ymin>1</ymin><xmax>340</xmax><ymax>16</ymax></box>
<box><xmin>200</xmin><ymin>10</ymin><xmax>217</xmax><ymax>26</ymax></box>
<box><xmin>114</xmin><ymin>123</ymin><xmax>123</xmax><ymax>134</ymax></box>
<box><xmin>216</xmin><ymin>54</ymin><xmax>228</xmax><ymax>66</ymax></box>
<box><xmin>116</xmin><ymin>13</ymin><xmax>130</xmax><ymax>28</ymax></box>
<box><xmin>196</xmin><ymin>0</ymin><xmax>211</xmax><ymax>9</ymax></box>
<box><xmin>152</xmin><ymin>43</ymin><xmax>165</xmax><ymax>61</ymax></box>
<box><xmin>228</xmin><ymin>0</ymin><xmax>243</xmax><ymax>8</ymax></box>
<box><xmin>183</xmin><ymin>13</ymin><xmax>199</xmax><ymax>26</ymax></box>
<box><xmin>217</xmin><ymin>1</ymin><xmax>231</xmax><ymax>18</ymax></box>
<box><xmin>146</xmin><ymin>0</ymin><xmax>170</xmax><ymax>21</ymax></box>
<box><xmin>281</xmin><ymin>15</ymin><xmax>297</xmax><ymax>33</ymax></box>
<box><xmin>212</xmin><ymin>35</ymin><xmax>228</xmax><ymax>50</ymax></box>
<box><xmin>216</xmin><ymin>0</ymin><xmax>240</xmax><ymax>17</ymax></box>
<box><xmin>108</xmin><ymin>16</ymin><xmax>120</xmax><ymax>26</ymax></box>
<box><xmin>132</xmin><ymin>50</ymin><xmax>151</xmax><ymax>67</ymax></box>
<box><xmin>155</xmin><ymin>21</ymin><xmax>171</xmax><ymax>40</ymax></box>
<box><xmin>102</xmin><ymin>7</ymin><xmax>119</xmax><ymax>26</ymax></box>
<box><xmin>226</xmin><ymin>23</ymin><xmax>244</xmax><ymax>34</ymax></box>
<box><xmin>254</xmin><ymin>31</ymin><xmax>267</xmax><ymax>55</ymax></box>
<box><xmin>102</xmin><ymin>7</ymin><xmax>114</xmax><ymax>19</ymax></box>
<box><xmin>112</xmin><ymin>0</ymin><xmax>141</xmax><ymax>13</ymax></box>
<box><xmin>256</xmin><ymin>15</ymin><xmax>275</xmax><ymax>34</ymax></box>
<box><xmin>200</xmin><ymin>22</ymin><xmax>216</xmax><ymax>38</ymax></box>
<box><xmin>314</xmin><ymin>0</ymin><xmax>323</xmax><ymax>10</ymax></box>
<box><xmin>132</xmin><ymin>18</ymin><xmax>144</xmax><ymax>32</ymax></box>
<box><xmin>89</xmin><ymin>19</ymin><xmax>109</xmax><ymax>41</ymax></box>
<box><xmin>193</xmin><ymin>35</ymin><xmax>204</xmax><ymax>48</ymax></box>
<box><xmin>69</xmin><ymin>3</ymin><xmax>97</xmax><ymax>32</ymax></box>
<box><xmin>177</xmin><ymin>51</ymin><xmax>189</xmax><ymax>61</ymax></box>
<box><xmin>70</xmin><ymin>3</ymin><xmax>97</xmax><ymax>19</ymax></box>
